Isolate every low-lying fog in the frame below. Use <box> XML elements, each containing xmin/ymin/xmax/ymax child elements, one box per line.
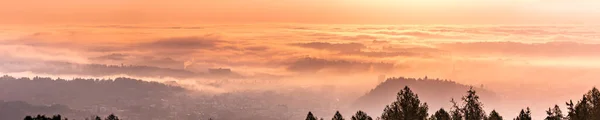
<box><xmin>2</xmin><ymin>24</ymin><xmax>600</xmax><ymax>119</ymax></box>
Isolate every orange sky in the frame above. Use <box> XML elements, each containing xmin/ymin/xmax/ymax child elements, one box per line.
<box><xmin>2</xmin><ymin>1</ymin><xmax>600</xmax><ymax>118</ymax></box>
<box><xmin>1</xmin><ymin>0</ymin><xmax>600</xmax><ymax>24</ymax></box>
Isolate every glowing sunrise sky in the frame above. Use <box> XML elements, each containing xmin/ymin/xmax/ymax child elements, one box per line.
<box><xmin>2</xmin><ymin>0</ymin><xmax>600</xmax><ymax>118</ymax></box>
<box><xmin>1</xmin><ymin>0</ymin><xmax>600</xmax><ymax>24</ymax></box>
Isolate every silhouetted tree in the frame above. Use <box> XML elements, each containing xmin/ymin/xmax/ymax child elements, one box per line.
<box><xmin>586</xmin><ymin>87</ymin><xmax>600</xmax><ymax>119</ymax></box>
<box><xmin>462</xmin><ymin>87</ymin><xmax>485</xmax><ymax>120</ymax></box>
<box><xmin>333</xmin><ymin>111</ymin><xmax>345</xmax><ymax>120</ymax></box>
<box><xmin>430</xmin><ymin>108</ymin><xmax>451</xmax><ymax>120</ymax></box>
<box><xmin>24</xmin><ymin>116</ymin><xmax>33</xmax><ymax>120</ymax></box>
<box><xmin>545</xmin><ymin>105</ymin><xmax>563</xmax><ymax>120</ymax></box>
<box><xmin>567</xmin><ymin>97</ymin><xmax>592</xmax><ymax>120</ymax></box>
<box><xmin>351</xmin><ymin>111</ymin><xmax>373</xmax><ymax>120</ymax></box>
<box><xmin>514</xmin><ymin>108</ymin><xmax>531</xmax><ymax>120</ymax></box>
<box><xmin>450</xmin><ymin>98</ymin><xmax>463</xmax><ymax>120</ymax></box>
<box><xmin>105</xmin><ymin>114</ymin><xmax>119</xmax><ymax>120</ymax></box>
<box><xmin>486</xmin><ymin>110</ymin><xmax>502</xmax><ymax>120</ymax></box>
<box><xmin>564</xmin><ymin>87</ymin><xmax>600</xmax><ymax>120</ymax></box>
<box><xmin>24</xmin><ymin>114</ymin><xmax>68</xmax><ymax>120</ymax></box>
<box><xmin>306</xmin><ymin>111</ymin><xmax>318</xmax><ymax>120</ymax></box>
<box><xmin>381</xmin><ymin>86</ymin><xmax>429</xmax><ymax>120</ymax></box>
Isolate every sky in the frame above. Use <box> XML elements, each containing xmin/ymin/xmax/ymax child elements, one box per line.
<box><xmin>1</xmin><ymin>0</ymin><xmax>600</xmax><ymax>24</ymax></box>
<box><xmin>2</xmin><ymin>0</ymin><xmax>600</xmax><ymax>118</ymax></box>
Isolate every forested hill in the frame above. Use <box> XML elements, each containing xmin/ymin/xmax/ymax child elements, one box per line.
<box><xmin>353</xmin><ymin>77</ymin><xmax>498</xmax><ymax>114</ymax></box>
<box><xmin>0</xmin><ymin>101</ymin><xmax>83</xmax><ymax>120</ymax></box>
<box><xmin>0</xmin><ymin>75</ymin><xmax>186</xmax><ymax>110</ymax></box>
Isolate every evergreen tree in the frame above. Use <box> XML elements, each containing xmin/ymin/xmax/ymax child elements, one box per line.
<box><xmin>544</xmin><ymin>105</ymin><xmax>563</xmax><ymax>120</ymax></box>
<box><xmin>430</xmin><ymin>108</ymin><xmax>451</xmax><ymax>120</ymax></box>
<box><xmin>333</xmin><ymin>111</ymin><xmax>345</xmax><ymax>120</ymax></box>
<box><xmin>24</xmin><ymin>116</ymin><xmax>34</xmax><ymax>120</ymax></box>
<box><xmin>105</xmin><ymin>114</ymin><xmax>119</xmax><ymax>120</ymax></box>
<box><xmin>486</xmin><ymin>110</ymin><xmax>502</xmax><ymax>120</ymax></box>
<box><xmin>381</xmin><ymin>86</ymin><xmax>429</xmax><ymax>120</ymax></box>
<box><xmin>585</xmin><ymin>87</ymin><xmax>600</xmax><ymax>119</ymax></box>
<box><xmin>462</xmin><ymin>87</ymin><xmax>485</xmax><ymax>120</ymax></box>
<box><xmin>514</xmin><ymin>108</ymin><xmax>531</xmax><ymax>120</ymax></box>
<box><xmin>23</xmin><ymin>114</ymin><xmax>68</xmax><ymax>120</ymax></box>
<box><xmin>450</xmin><ymin>98</ymin><xmax>463</xmax><ymax>120</ymax></box>
<box><xmin>351</xmin><ymin>111</ymin><xmax>373</xmax><ymax>120</ymax></box>
<box><xmin>567</xmin><ymin>96</ymin><xmax>592</xmax><ymax>120</ymax></box>
<box><xmin>306</xmin><ymin>111</ymin><xmax>319</xmax><ymax>120</ymax></box>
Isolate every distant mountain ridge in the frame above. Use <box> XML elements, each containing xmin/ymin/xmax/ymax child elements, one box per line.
<box><xmin>0</xmin><ymin>100</ymin><xmax>84</xmax><ymax>120</ymax></box>
<box><xmin>353</xmin><ymin>77</ymin><xmax>498</xmax><ymax>115</ymax></box>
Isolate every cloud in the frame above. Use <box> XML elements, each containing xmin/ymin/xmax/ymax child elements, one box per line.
<box><xmin>341</xmin><ymin>51</ymin><xmax>419</xmax><ymax>58</ymax></box>
<box><xmin>90</xmin><ymin>53</ymin><xmax>129</xmax><ymax>61</ymax></box>
<box><xmin>286</xmin><ymin>57</ymin><xmax>397</xmax><ymax>74</ymax></box>
<box><xmin>290</xmin><ymin>42</ymin><xmax>365</xmax><ymax>52</ymax></box>
<box><xmin>137</xmin><ymin>36</ymin><xmax>222</xmax><ymax>50</ymax></box>
<box><xmin>437</xmin><ymin>41</ymin><xmax>600</xmax><ymax>57</ymax></box>
<box><xmin>375</xmin><ymin>30</ymin><xmax>468</xmax><ymax>39</ymax></box>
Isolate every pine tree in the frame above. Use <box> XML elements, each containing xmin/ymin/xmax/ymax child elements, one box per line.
<box><xmin>381</xmin><ymin>86</ymin><xmax>429</xmax><ymax>120</ymax></box>
<box><xmin>333</xmin><ymin>111</ymin><xmax>345</xmax><ymax>120</ymax></box>
<box><xmin>514</xmin><ymin>108</ymin><xmax>531</xmax><ymax>120</ymax></box>
<box><xmin>24</xmin><ymin>114</ymin><xmax>68</xmax><ymax>120</ymax></box>
<box><xmin>450</xmin><ymin>98</ymin><xmax>463</xmax><ymax>120</ymax></box>
<box><xmin>430</xmin><ymin>108</ymin><xmax>451</xmax><ymax>120</ymax></box>
<box><xmin>306</xmin><ymin>111</ymin><xmax>319</xmax><ymax>120</ymax></box>
<box><xmin>544</xmin><ymin>105</ymin><xmax>563</xmax><ymax>120</ymax></box>
<box><xmin>567</xmin><ymin>96</ymin><xmax>592</xmax><ymax>120</ymax></box>
<box><xmin>585</xmin><ymin>87</ymin><xmax>600</xmax><ymax>119</ymax></box>
<box><xmin>105</xmin><ymin>114</ymin><xmax>119</xmax><ymax>120</ymax></box>
<box><xmin>351</xmin><ymin>111</ymin><xmax>373</xmax><ymax>120</ymax></box>
<box><xmin>24</xmin><ymin>116</ymin><xmax>34</xmax><ymax>120</ymax></box>
<box><xmin>486</xmin><ymin>110</ymin><xmax>502</xmax><ymax>120</ymax></box>
<box><xmin>462</xmin><ymin>87</ymin><xmax>485</xmax><ymax>120</ymax></box>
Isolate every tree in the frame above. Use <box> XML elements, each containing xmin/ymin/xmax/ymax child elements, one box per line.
<box><xmin>462</xmin><ymin>87</ymin><xmax>485</xmax><ymax>120</ymax></box>
<box><xmin>486</xmin><ymin>110</ymin><xmax>503</xmax><ymax>120</ymax></box>
<box><xmin>585</xmin><ymin>87</ymin><xmax>600</xmax><ymax>119</ymax></box>
<box><xmin>514</xmin><ymin>108</ymin><xmax>531</xmax><ymax>120</ymax></box>
<box><xmin>430</xmin><ymin>108</ymin><xmax>451</xmax><ymax>120</ymax></box>
<box><xmin>544</xmin><ymin>105</ymin><xmax>563</xmax><ymax>120</ymax></box>
<box><xmin>333</xmin><ymin>111</ymin><xmax>345</xmax><ymax>120</ymax></box>
<box><xmin>307</xmin><ymin>111</ymin><xmax>318</xmax><ymax>120</ymax></box>
<box><xmin>105</xmin><ymin>114</ymin><xmax>119</xmax><ymax>120</ymax></box>
<box><xmin>381</xmin><ymin>86</ymin><xmax>429</xmax><ymax>120</ymax></box>
<box><xmin>352</xmin><ymin>111</ymin><xmax>373</xmax><ymax>120</ymax></box>
<box><xmin>450</xmin><ymin>98</ymin><xmax>463</xmax><ymax>120</ymax></box>
<box><xmin>24</xmin><ymin>114</ymin><xmax>69</xmax><ymax>120</ymax></box>
<box><xmin>567</xmin><ymin>96</ymin><xmax>592</xmax><ymax>120</ymax></box>
<box><xmin>24</xmin><ymin>116</ymin><xmax>33</xmax><ymax>120</ymax></box>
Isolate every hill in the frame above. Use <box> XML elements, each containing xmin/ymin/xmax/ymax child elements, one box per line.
<box><xmin>353</xmin><ymin>77</ymin><xmax>499</xmax><ymax>115</ymax></box>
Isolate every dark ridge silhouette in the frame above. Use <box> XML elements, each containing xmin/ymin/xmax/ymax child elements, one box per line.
<box><xmin>1</xmin><ymin>75</ymin><xmax>330</xmax><ymax>120</ymax></box>
<box><xmin>0</xmin><ymin>75</ymin><xmax>185</xmax><ymax>111</ymax></box>
<box><xmin>353</xmin><ymin>77</ymin><xmax>498</xmax><ymax>114</ymax></box>
<box><xmin>0</xmin><ymin>101</ymin><xmax>82</xmax><ymax>120</ymax></box>
<box><xmin>23</xmin><ymin>113</ymin><xmax>121</xmax><ymax>120</ymax></box>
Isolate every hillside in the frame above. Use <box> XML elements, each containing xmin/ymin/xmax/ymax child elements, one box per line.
<box><xmin>0</xmin><ymin>101</ymin><xmax>87</xmax><ymax>120</ymax></box>
<box><xmin>353</xmin><ymin>77</ymin><xmax>498</xmax><ymax>115</ymax></box>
